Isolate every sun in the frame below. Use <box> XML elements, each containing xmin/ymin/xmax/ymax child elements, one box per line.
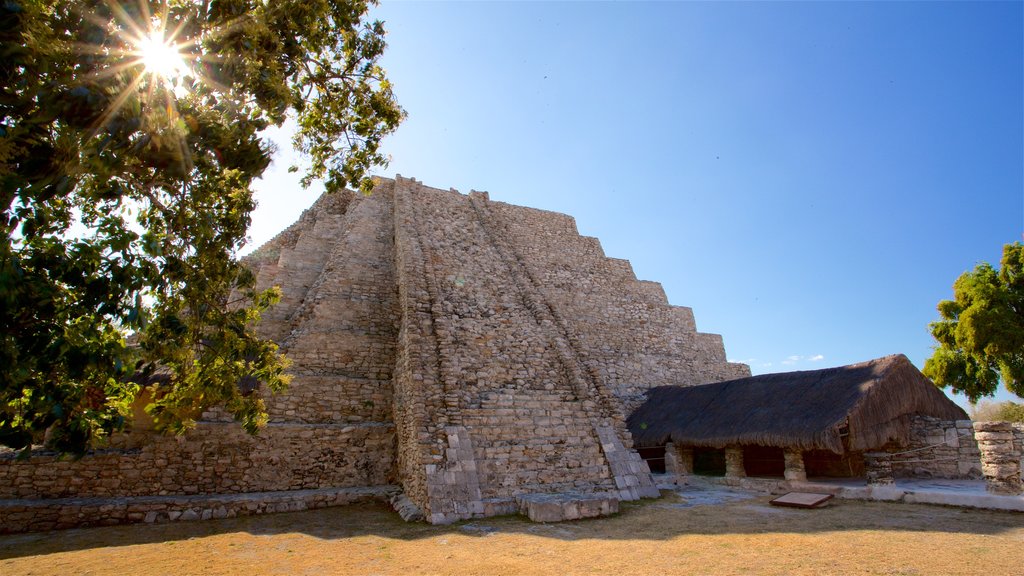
<box><xmin>137</xmin><ymin>29</ymin><xmax>188</xmax><ymax>82</ymax></box>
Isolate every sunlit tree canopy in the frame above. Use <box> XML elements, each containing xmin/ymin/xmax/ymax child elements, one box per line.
<box><xmin>924</xmin><ymin>242</ymin><xmax>1024</xmax><ymax>403</ymax></box>
<box><xmin>0</xmin><ymin>0</ymin><xmax>404</xmax><ymax>454</ymax></box>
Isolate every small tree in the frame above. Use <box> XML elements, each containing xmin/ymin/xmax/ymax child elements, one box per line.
<box><xmin>924</xmin><ymin>242</ymin><xmax>1024</xmax><ymax>402</ymax></box>
<box><xmin>970</xmin><ymin>400</ymin><xmax>1024</xmax><ymax>423</ymax></box>
<box><xmin>1</xmin><ymin>0</ymin><xmax>404</xmax><ymax>454</ymax></box>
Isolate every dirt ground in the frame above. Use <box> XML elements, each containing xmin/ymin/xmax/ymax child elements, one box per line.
<box><xmin>1</xmin><ymin>488</ymin><xmax>1022</xmax><ymax>576</ymax></box>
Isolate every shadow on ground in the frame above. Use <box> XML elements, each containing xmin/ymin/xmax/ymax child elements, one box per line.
<box><xmin>1</xmin><ymin>488</ymin><xmax>1021</xmax><ymax>560</ymax></box>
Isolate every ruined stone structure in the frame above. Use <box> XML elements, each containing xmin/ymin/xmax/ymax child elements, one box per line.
<box><xmin>890</xmin><ymin>416</ymin><xmax>982</xmax><ymax>480</ymax></box>
<box><xmin>0</xmin><ymin>176</ymin><xmax>749</xmax><ymax>531</ymax></box>
<box><xmin>973</xmin><ymin>421</ymin><xmax>1023</xmax><ymax>494</ymax></box>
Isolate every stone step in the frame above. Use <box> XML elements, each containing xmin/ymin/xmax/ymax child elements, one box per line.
<box><xmin>515</xmin><ymin>491</ymin><xmax>619</xmax><ymax>522</ymax></box>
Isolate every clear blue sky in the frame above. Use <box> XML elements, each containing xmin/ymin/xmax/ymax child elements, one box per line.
<box><xmin>248</xmin><ymin>1</ymin><xmax>1024</xmax><ymax>409</ymax></box>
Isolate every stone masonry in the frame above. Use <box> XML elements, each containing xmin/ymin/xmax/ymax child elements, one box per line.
<box><xmin>890</xmin><ymin>416</ymin><xmax>982</xmax><ymax>480</ymax></box>
<box><xmin>973</xmin><ymin>421</ymin><xmax>1022</xmax><ymax>494</ymax></box>
<box><xmin>0</xmin><ymin>176</ymin><xmax>749</xmax><ymax>531</ymax></box>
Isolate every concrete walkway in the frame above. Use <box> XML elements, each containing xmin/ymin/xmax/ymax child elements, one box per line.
<box><xmin>797</xmin><ymin>477</ymin><xmax>1024</xmax><ymax>512</ymax></box>
<box><xmin>658</xmin><ymin>475</ymin><xmax>1024</xmax><ymax>513</ymax></box>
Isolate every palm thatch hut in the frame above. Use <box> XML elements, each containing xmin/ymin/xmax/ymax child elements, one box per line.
<box><xmin>627</xmin><ymin>355</ymin><xmax>968</xmax><ymax>480</ymax></box>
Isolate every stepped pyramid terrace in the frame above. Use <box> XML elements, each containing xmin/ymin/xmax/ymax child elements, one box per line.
<box><xmin>232</xmin><ymin>175</ymin><xmax>752</xmax><ymax>522</ymax></box>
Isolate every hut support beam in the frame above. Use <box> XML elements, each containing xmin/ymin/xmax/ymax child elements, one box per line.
<box><xmin>664</xmin><ymin>443</ymin><xmax>693</xmax><ymax>483</ymax></box>
<box><xmin>783</xmin><ymin>448</ymin><xmax>806</xmax><ymax>482</ymax></box>
<box><xmin>724</xmin><ymin>446</ymin><xmax>745</xmax><ymax>479</ymax></box>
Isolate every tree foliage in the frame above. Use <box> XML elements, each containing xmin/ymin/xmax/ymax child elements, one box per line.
<box><xmin>924</xmin><ymin>242</ymin><xmax>1024</xmax><ymax>402</ymax></box>
<box><xmin>0</xmin><ymin>0</ymin><xmax>404</xmax><ymax>454</ymax></box>
<box><xmin>970</xmin><ymin>400</ymin><xmax>1024</xmax><ymax>424</ymax></box>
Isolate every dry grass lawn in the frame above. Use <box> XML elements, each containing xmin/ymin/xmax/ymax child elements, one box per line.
<box><xmin>1</xmin><ymin>489</ymin><xmax>1022</xmax><ymax>576</ymax></box>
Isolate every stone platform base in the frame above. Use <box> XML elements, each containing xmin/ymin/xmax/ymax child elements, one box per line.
<box><xmin>0</xmin><ymin>485</ymin><xmax>398</xmax><ymax>534</ymax></box>
<box><xmin>515</xmin><ymin>492</ymin><xmax>619</xmax><ymax>522</ymax></box>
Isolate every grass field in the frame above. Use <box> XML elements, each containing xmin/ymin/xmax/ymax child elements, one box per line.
<box><xmin>2</xmin><ymin>489</ymin><xmax>1022</xmax><ymax>575</ymax></box>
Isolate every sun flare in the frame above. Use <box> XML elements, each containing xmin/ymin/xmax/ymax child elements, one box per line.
<box><xmin>138</xmin><ymin>29</ymin><xmax>188</xmax><ymax>81</ymax></box>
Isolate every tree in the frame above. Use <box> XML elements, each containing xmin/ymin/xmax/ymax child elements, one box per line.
<box><xmin>0</xmin><ymin>0</ymin><xmax>404</xmax><ymax>454</ymax></box>
<box><xmin>970</xmin><ymin>400</ymin><xmax>1024</xmax><ymax>423</ymax></box>
<box><xmin>924</xmin><ymin>242</ymin><xmax>1024</xmax><ymax>402</ymax></box>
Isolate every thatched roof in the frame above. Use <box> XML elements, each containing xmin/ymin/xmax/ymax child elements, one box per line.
<box><xmin>627</xmin><ymin>354</ymin><xmax>968</xmax><ymax>454</ymax></box>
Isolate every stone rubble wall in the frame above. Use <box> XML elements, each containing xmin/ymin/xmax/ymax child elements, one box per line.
<box><xmin>0</xmin><ymin>422</ymin><xmax>395</xmax><ymax>500</ymax></box>
<box><xmin>242</xmin><ymin>191</ymin><xmax>351</xmax><ymax>272</ymax></box>
<box><xmin>0</xmin><ymin>486</ymin><xmax>393</xmax><ymax>534</ymax></box>
<box><xmin>974</xmin><ymin>421</ymin><xmax>1023</xmax><ymax>494</ymax></box>
<box><xmin>890</xmin><ymin>416</ymin><xmax>983</xmax><ymax>479</ymax></box>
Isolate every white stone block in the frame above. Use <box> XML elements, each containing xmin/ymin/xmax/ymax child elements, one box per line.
<box><xmin>945</xmin><ymin>428</ymin><xmax>960</xmax><ymax>447</ymax></box>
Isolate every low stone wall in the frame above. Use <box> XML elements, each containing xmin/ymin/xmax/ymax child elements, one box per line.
<box><xmin>891</xmin><ymin>417</ymin><xmax>981</xmax><ymax>479</ymax></box>
<box><xmin>0</xmin><ymin>422</ymin><xmax>395</xmax><ymax>500</ymax></box>
<box><xmin>0</xmin><ymin>485</ymin><xmax>395</xmax><ymax>534</ymax></box>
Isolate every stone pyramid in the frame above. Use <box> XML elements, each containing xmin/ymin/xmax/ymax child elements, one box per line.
<box><xmin>242</xmin><ymin>175</ymin><xmax>749</xmax><ymax>522</ymax></box>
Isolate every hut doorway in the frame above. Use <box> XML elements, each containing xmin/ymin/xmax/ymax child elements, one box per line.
<box><xmin>693</xmin><ymin>447</ymin><xmax>726</xmax><ymax>476</ymax></box>
<box><xmin>804</xmin><ymin>450</ymin><xmax>865</xmax><ymax>478</ymax></box>
<box><xmin>742</xmin><ymin>445</ymin><xmax>785</xmax><ymax>478</ymax></box>
<box><xmin>637</xmin><ymin>445</ymin><xmax>667</xmax><ymax>474</ymax></box>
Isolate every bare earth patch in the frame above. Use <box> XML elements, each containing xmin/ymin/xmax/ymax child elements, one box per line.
<box><xmin>1</xmin><ymin>490</ymin><xmax>1021</xmax><ymax>576</ymax></box>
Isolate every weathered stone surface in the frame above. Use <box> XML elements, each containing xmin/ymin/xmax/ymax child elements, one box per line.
<box><xmin>891</xmin><ymin>416</ymin><xmax>983</xmax><ymax>480</ymax></box>
<box><xmin>865</xmin><ymin>452</ymin><xmax>895</xmax><ymax>486</ymax></box>
<box><xmin>0</xmin><ymin>486</ymin><xmax>395</xmax><ymax>534</ymax></box>
<box><xmin>516</xmin><ymin>492</ymin><xmax>618</xmax><ymax>522</ymax></box>
<box><xmin>0</xmin><ymin>422</ymin><xmax>396</xmax><ymax>500</ymax></box>
<box><xmin>975</xmin><ymin>421</ymin><xmax>1022</xmax><ymax>494</ymax></box>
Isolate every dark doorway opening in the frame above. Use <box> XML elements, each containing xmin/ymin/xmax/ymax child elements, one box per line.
<box><xmin>637</xmin><ymin>445</ymin><xmax>666</xmax><ymax>473</ymax></box>
<box><xmin>693</xmin><ymin>447</ymin><xmax>726</xmax><ymax>476</ymax></box>
<box><xmin>804</xmin><ymin>449</ymin><xmax>864</xmax><ymax>478</ymax></box>
<box><xmin>742</xmin><ymin>445</ymin><xmax>785</xmax><ymax>478</ymax></box>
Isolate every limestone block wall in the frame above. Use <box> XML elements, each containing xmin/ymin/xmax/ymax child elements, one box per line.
<box><xmin>891</xmin><ymin>416</ymin><xmax>982</xmax><ymax>479</ymax></box>
<box><xmin>0</xmin><ymin>486</ymin><xmax>391</xmax><ymax>534</ymax></box>
<box><xmin>0</xmin><ymin>422</ymin><xmax>394</xmax><ymax>500</ymax></box>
